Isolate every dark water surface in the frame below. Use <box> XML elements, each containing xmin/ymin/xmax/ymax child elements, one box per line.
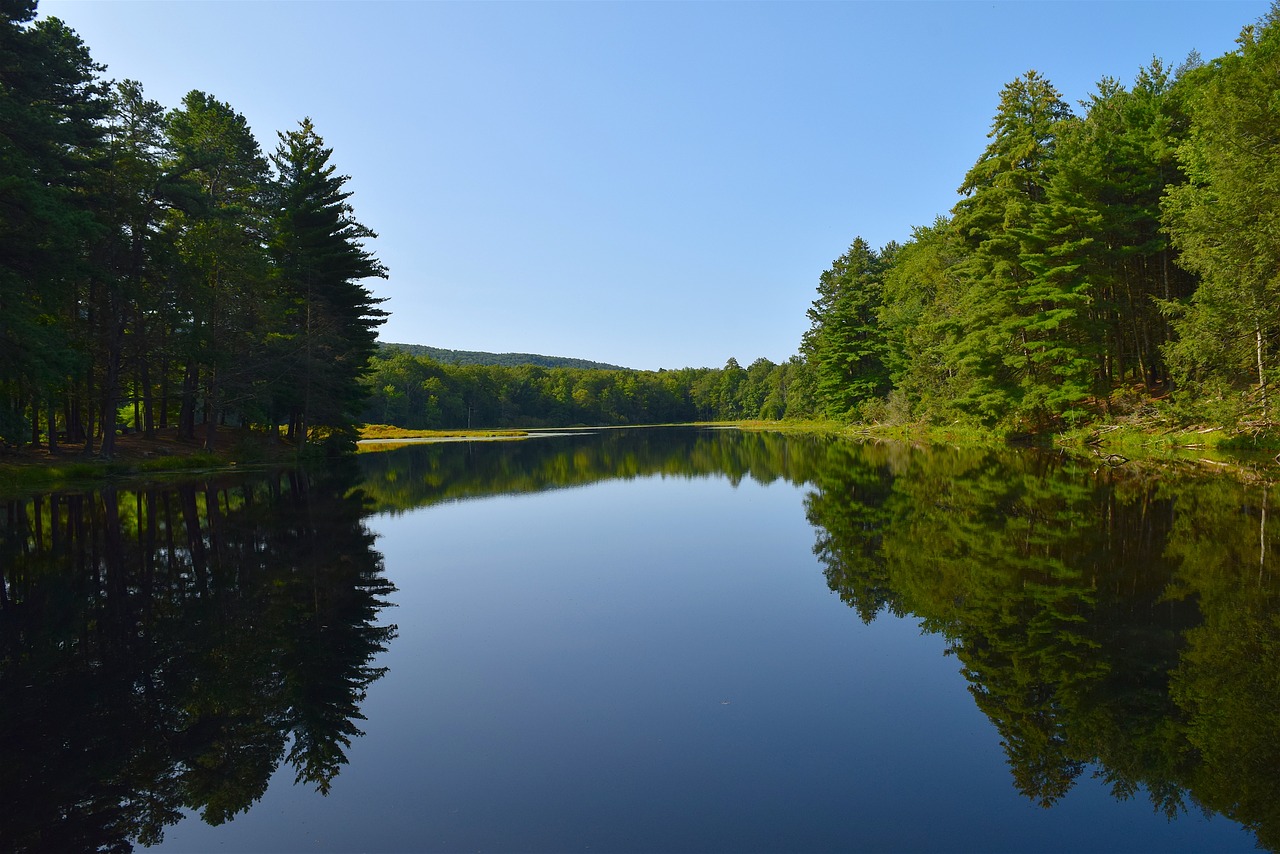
<box><xmin>2</xmin><ymin>427</ymin><xmax>1276</xmax><ymax>851</ymax></box>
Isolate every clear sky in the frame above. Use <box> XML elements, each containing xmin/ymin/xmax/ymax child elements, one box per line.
<box><xmin>42</xmin><ymin>0</ymin><xmax>1267</xmax><ymax>371</ymax></box>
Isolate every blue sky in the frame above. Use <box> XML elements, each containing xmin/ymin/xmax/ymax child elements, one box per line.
<box><xmin>43</xmin><ymin>0</ymin><xmax>1266</xmax><ymax>370</ymax></box>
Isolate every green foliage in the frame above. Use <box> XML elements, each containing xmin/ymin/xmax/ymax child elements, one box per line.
<box><xmin>0</xmin><ymin>5</ymin><xmax>388</xmax><ymax>458</ymax></box>
<box><xmin>1161</xmin><ymin>13</ymin><xmax>1280</xmax><ymax>426</ymax></box>
<box><xmin>801</xmin><ymin>238</ymin><xmax>892</xmax><ymax>419</ymax></box>
<box><xmin>269</xmin><ymin>118</ymin><xmax>388</xmax><ymax>448</ymax></box>
<box><xmin>878</xmin><ymin>218</ymin><xmax>969</xmax><ymax>423</ymax></box>
<box><xmin>380</xmin><ymin>342</ymin><xmax>626</xmax><ymax>371</ymax></box>
<box><xmin>359</xmin><ymin>350</ymin><xmax>812</xmax><ymax>429</ymax></box>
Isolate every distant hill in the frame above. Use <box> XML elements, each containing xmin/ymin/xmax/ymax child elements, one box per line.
<box><xmin>379</xmin><ymin>342</ymin><xmax>628</xmax><ymax>371</ymax></box>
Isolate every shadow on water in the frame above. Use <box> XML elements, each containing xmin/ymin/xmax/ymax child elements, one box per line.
<box><xmin>5</xmin><ymin>427</ymin><xmax>1280</xmax><ymax>849</ymax></box>
<box><xmin>0</xmin><ymin>461</ymin><xmax>396</xmax><ymax>852</ymax></box>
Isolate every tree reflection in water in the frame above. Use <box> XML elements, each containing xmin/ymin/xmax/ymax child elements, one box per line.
<box><xmin>805</xmin><ymin>441</ymin><xmax>1280</xmax><ymax>850</ymax></box>
<box><xmin>361</xmin><ymin>427</ymin><xmax>1280</xmax><ymax>850</ymax></box>
<box><xmin>4</xmin><ymin>428</ymin><xmax>1280</xmax><ymax>850</ymax></box>
<box><xmin>0</xmin><ymin>463</ymin><xmax>396</xmax><ymax>851</ymax></box>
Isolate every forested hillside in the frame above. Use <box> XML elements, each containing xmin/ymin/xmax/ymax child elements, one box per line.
<box><xmin>0</xmin><ymin>1</ymin><xmax>385</xmax><ymax>456</ymax></box>
<box><xmin>361</xmin><ymin>352</ymin><xmax>809</xmax><ymax>428</ymax></box>
<box><xmin>379</xmin><ymin>343</ymin><xmax>625</xmax><ymax>371</ymax></box>
<box><xmin>802</xmin><ymin>8</ymin><xmax>1280</xmax><ymax>435</ymax></box>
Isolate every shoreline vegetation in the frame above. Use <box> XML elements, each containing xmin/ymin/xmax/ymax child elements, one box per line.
<box><xmin>348</xmin><ymin>8</ymin><xmax>1280</xmax><ymax>466</ymax></box>
<box><xmin>4</xmin><ymin>417</ymin><xmax>1278</xmax><ymax>497</ymax></box>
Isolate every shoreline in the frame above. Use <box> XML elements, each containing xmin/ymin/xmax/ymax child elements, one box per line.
<box><xmin>4</xmin><ymin>420</ymin><xmax>1278</xmax><ymax>496</ymax></box>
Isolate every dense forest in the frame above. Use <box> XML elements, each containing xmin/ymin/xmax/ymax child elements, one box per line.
<box><xmin>380</xmin><ymin>342</ymin><xmax>625</xmax><ymax>371</ymax></box>
<box><xmin>9</xmin><ymin>1</ymin><xmax>1280</xmax><ymax>445</ymax></box>
<box><xmin>803</xmin><ymin>7</ymin><xmax>1280</xmax><ymax>433</ymax></box>
<box><xmin>0</xmin><ymin>0</ymin><xmax>386</xmax><ymax>456</ymax></box>
<box><xmin>360</xmin><ymin>350</ymin><xmax>811</xmax><ymax>428</ymax></box>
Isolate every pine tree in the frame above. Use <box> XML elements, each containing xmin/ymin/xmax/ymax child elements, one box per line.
<box><xmin>948</xmin><ymin>71</ymin><xmax>1075</xmax><ymax>429</ymax></box>
<box><xmin>269</xmin><ymin>119</ymin><xmax>387</xmax><ymax>452</ymax></box>
<box><xmin>0</xmin><ymin>1</ymin><xmax>108</xmax><ymax>446</ymax></box>
<box><xmin>163</xmin><ymin>90</ymin><xmax>271</xmax><ymax>451</ymax></box>
<box><xmin>800</xmin><ymin>238</ymin><xmax>891</xmax><ymax>419</ymax></box>
<box><xmin>1162</xmin><ymin>11</ymin><xmax>1280</xmax><ymax>425</ymax></box>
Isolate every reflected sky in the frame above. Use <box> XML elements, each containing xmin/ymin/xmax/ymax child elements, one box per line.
<box><xmin>155</xmin><ymin>456</ymin><xmax>1256</xmax><ymax>852</ymax></box>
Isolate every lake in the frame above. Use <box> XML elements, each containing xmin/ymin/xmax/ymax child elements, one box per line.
<box><xmin>1</xmin><ymin>427</ymin><xmax>1275</xmax><ymax>851</ymax></box>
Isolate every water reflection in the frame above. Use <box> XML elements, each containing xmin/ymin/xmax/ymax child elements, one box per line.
<box><xmin>804</xmin><ymin>441</ymin><xmax>1280</xmax><ymax>850</ymax></box>
<box><xmin>364</xmin><ymin>430</ymin><xmax>1280</xmax><ymax>849</ymax></box>
<box><xmin>0</xmin><ymin>463</ymin><xmax>396</xmax><ymax>852</ymax></box>
<box><xmin>4</xmin><ymin>429</ymin><xmax>1280</xmax><ymax>850</ymax></box>
<box><xmin>356</xmin><ymin>427</ymin><xmax>830</xmax><ymax>512</ymax></box>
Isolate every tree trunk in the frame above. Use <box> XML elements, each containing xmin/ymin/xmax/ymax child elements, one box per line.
<box><xmin>140</xmin><ymin>350</ymin><xmax>154</xmax><ymax>437</ymax></box>
<box><xmin>178</xmin><ymin>361</ymin><xmax>198</xmax><ymax>440</ymax></box>
<box><xmin>204</xmin><ymin>370</ymin><xmax>218</xmax><ymax>453</ymax></box>
<box><xmin>159</xmin><ymin>354</ymin><xmax>170</xmax><ymax>430</ymax></box>
<box><xmin>99</xmin><ymin>319</ymin><xmax>124</xmax><ymax>460</ymax></box>
<box><xmin>48</xmin><ymin>399</ymin><xmax>58</xmax><ymax>453</ymax></box>
<box><xmin>1257</xmin><ymin>320</ymin><xmax>1270</xmax><ymax>424</ymax></box>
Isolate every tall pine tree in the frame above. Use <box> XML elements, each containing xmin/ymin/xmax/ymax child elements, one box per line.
<box><xmin>948</xmin><ymin>70</ymin><xmax>1076</xmax><ymax>429</ymax></box>
<box><xmin>1162</xmin><ymin>11</ymin><xmax>1280</xmax><ymax>425</ymax></box>
<box><xmin>269</xmin><ymin>119</ymin><xmax>387</xmax><ymax>452</ymax></box>
<box><xmin>801</xmin><ymin>238</ymin><xmax>891</xmax><ymax>419</ymax></box>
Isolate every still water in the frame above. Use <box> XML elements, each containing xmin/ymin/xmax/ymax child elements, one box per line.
<box><xmin>2</xmin><ymin>427</ymin><xmax>1276</xmax><ymax>851</ymax></box>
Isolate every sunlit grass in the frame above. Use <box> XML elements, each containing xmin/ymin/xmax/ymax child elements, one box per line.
<box><xmin>359</xmin><ymin>424</ymin><xmax>528</xmax><ymax>440</ymax></box>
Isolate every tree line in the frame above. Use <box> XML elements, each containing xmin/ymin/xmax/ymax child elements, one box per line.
<box><xmin>361</xmin><ymin>350</ymin><xmax>812</xmax><ymax>428</ymax></box>
<box><xmin>381</xmin><ymin>342</ymin><xmax>625</xmax><ymax>371</ymax></box>
<box><xmin>17</xmin><ymin>0</ymin><xmax>1280</xmax><ymax>444</ymax></box>
<box><xmin>364</xmin><ymin>6</ymin><xmax>1280</xmax><ymax>436</ymax></box>
<box><xmin>803</xmin><ymin>6</ymin><xmax>1280</xmax><ymax>434</ymax></box>
<box><xmin>0</xmin><ymin>0</ymin><xmax>386</xmax><ymax>456</ymax></box>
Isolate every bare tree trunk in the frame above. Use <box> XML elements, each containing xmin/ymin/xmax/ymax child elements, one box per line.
<box><xmin>179</xmin><ymin>361</ymin><xmax>198</xmax><ymax>440</ymax></box>
<box><xmin>1257</xmin><ymin>320</ymin><xmax>1270</xmax><ymax>424</ymax></box>
<box><xmin>47</xmin><ymin>399</ymin><xmax>58</xmax><ymax>453</ymax></box>
<box><xmin>99</xmin><ymin>319</ymin><xmax>124</xmax><ymax>460</ymax></box>
<box><xmin>204</xmin><ymin>370</ymin><xmax>218</xmax><ymax>453</ymax></box>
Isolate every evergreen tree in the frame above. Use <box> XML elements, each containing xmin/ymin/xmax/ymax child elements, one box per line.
<box><xmin>1162</xmin><ymin>11</ymin><xmax>1280</xmax><ymax>425</ymax></box>
<box><xmin>949</xmin><ymin>71</ymin><xmax>1075</xmax><ymax>429</ymax></box>
<box><xmin>0</xmin><ymin>1</ymin><xmax>108</xmax><ymax>446</ymax></box>
<box><xmin>163</xmin><ymin>90</ymin><xmax>271</xmax><ymax>451</ymax></box>
<box><xmin>1030</xmin><ymin>62</ymin><xmax>1193</xmax><ymax>409</ymax></box>
<box><xmin>878</xmin><ymin>217</ymin><xmax>968</xmax><ymax>422</ymax></box>
<box><xmin>269</xmin><ymin>119</ymin><xmax>387</xmax><ymax>451</ymax></box>
<box><xmin>801</xmin><ymin>237</ymin><xmax>891</xmax><ymax>419</ymax></box>
<box><xmin>92</xmin><ymin>80</ymin><xmax>170</xmax><ymax>456</ymax></box>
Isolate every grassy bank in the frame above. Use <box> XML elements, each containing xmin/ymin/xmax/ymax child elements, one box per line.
<box><xmin>359</xmin><ymin>424</ymin><xmax>529</xmax><ymax>440</ymax></box>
